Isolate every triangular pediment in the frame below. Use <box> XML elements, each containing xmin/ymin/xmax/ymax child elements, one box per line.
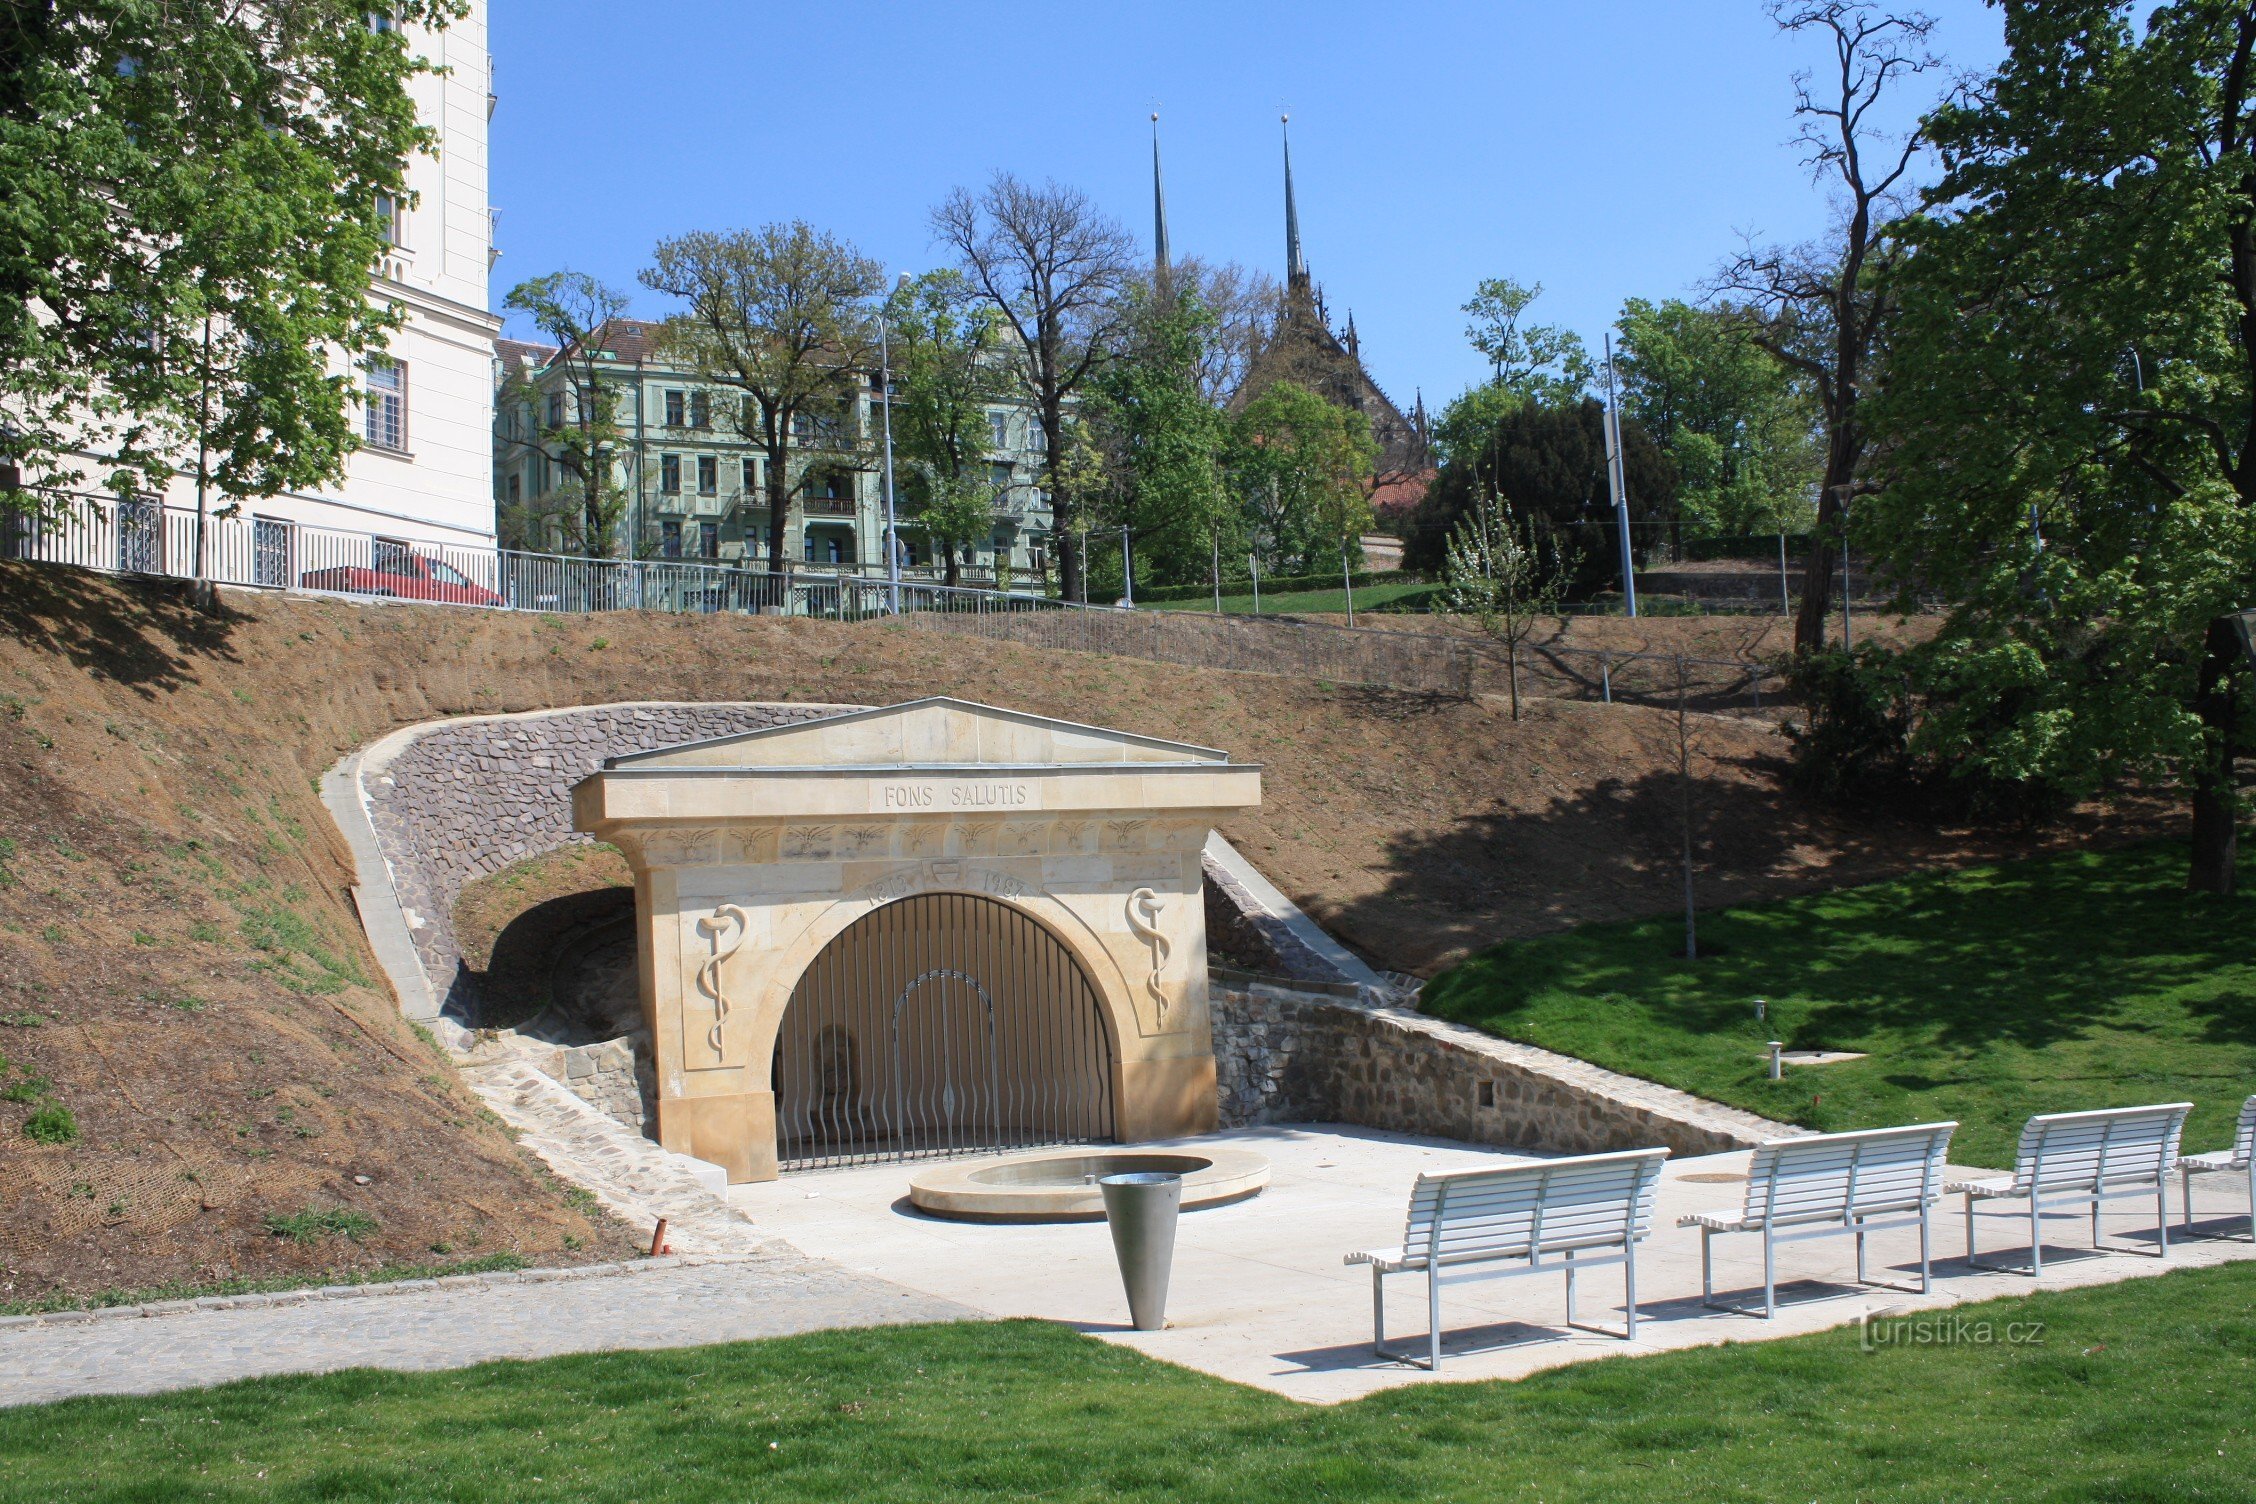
<box><xmin>605</xmin><ymin>698</ymin><xmax>1233</xmax><ymax>771</ymax></box>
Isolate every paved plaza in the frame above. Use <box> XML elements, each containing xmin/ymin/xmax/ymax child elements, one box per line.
<box><xmin>6</xmin><ymin>1123</ymin><xmax>2250</xmax><ymax>1411</ymax></box>
<box><xmin>731</xmin><ymin>1124</ymin><xmax>2256</xmax><ymax>1404</ymax></box>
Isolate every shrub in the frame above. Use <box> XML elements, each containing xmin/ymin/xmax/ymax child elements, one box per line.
<box><xmin>1784</xmin><ymin>645</ymin><xmax>2071</xmax><ymax>826</ymax></box>
<box><xmin>23</xmin><ymin>1104</ymin><xmax>77</xmax><ymax>1144</ymax></box>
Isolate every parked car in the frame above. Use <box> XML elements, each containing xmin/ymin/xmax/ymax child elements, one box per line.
<box><xmin>301</xmin><ymin>542</ymin><xmax>502</xmax><ymax>606</ymax></box>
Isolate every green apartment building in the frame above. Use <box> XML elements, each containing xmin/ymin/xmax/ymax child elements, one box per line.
<box><xmin>493</xmin><ymin>319</ymin><xmax>1057</xmax><ymax>583</ymax></box>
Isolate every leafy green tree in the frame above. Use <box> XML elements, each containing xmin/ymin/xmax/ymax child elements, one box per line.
<box><xmin>1227</xmin><ymin>381</ymin><xmax>1376</xmax><ymax>576</ymax></box>
<box><xmin>1442</xmin><ymin>490</ymin><xmax>1581</xmax><ymax>720</ymax></box>
<box><xmin>1866</xmin><ymin>0</ymin><xmax>2256</xmax><ymax>892</ymax></box>
<box><xmin>1614</xmin><ymin>297</ymin><xmax>1821</xmax><ymax>535</ymax></box>
<box><xmin>1086</xmin><ymin>287</ymin><xmax>1231</xmax><ymax>588</ymax></box>
<box><xmin>884</xmin><ymin>270</ymin><xmax>1011</xmax><ymax>586</ymax></box>
<box><xmin>1429</xmin><ymin>383</ymin><xmax>1526</xmax><ymax>471</ymax></box>
<box><xmin>1407</xmin><ymin>398</ymin><xmax>1677</xmax><ymax>598</ymax></box>
<box><xmin>0</xmin><ymin>3</ymin><xmax>458</xmax><ymax>513</ymax></box>
<box><xmin>1460</xmin><ymin>277</ymin><xmax>1594</xmax><ymax>404</ymax></box>
<box><xmin>642</xmin><ymin>223</ymin><xmax>884</xmax><ymax>571</ymax></box>
<box><xmin>499</xmin><ymin>272</ymin><xmax>633</xmax><ymax>557</ymax></box>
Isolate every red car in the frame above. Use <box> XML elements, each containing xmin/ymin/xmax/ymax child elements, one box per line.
<box><xmin>301</xmin><ymin>544</ymin><xmax>502</xmax><ymax>606</ymax></box>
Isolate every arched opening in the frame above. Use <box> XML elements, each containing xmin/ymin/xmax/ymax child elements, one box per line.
<box><xmin>773</xmin><ymin>892</ymin><xmax>1116</xmax><ymax>1171</ymax></box>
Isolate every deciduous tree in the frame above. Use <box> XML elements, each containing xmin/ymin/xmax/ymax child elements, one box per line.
<box><xmin>1614</xmin><ymin>297</ymin><xmax>1821</xmax><ymax>536</ymax></box>
<box><xmin>1867</xmin><ymin>0</ymin><xmax>2256</xmax><ymax>892</ymax></box>
<box><xmin>1228</xmin><ymin>381</ymin><xmax>1376</xmax><ymax>576</ymax></box>
<box><xmin>1460</xmin><ymin>277</ymin><xmax>1593</xmax><ymax>404</ymax></box>
<box><xmin>933</xmin><ymin>175</ymin><xmax>1136</xmax><ymax>602</ymax></box>
<box><xmin>1442</xmin><ymin>490</ymin><xmax>1580</xmax><ymax>720</ymax></box>
<box><xmin>1086</xmin><ymin>286</ymin><xmax>1231</xmax><ymax>589</ymax></box>
<box><xmin>1713</xmin><ymin>0</ymin><xmax>1948</xmax><ymax>653</ymax></box>
<box><xmin>642</xmin><ymin>223</ymin><xmax>884</xmax><ymax>571</ymax></box>
<box><xmin>884</xmin><ymin>270</ymin><xmax>1010</xmax><ymax>587</ymax></box>
<box><xmin>499</xmin><ymin>271</ymin><xmax>633</xmax><ymax>557</ymax></box>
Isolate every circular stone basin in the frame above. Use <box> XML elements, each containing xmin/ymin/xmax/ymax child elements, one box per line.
<box><xmin>909</xmin><ymin>1147</ymin><xmax>1270</xmax><ymax>1223</ymax></box>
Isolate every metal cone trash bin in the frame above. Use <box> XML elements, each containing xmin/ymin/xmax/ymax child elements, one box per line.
<box><xmin>1099</xmin><ymin>1171</ymin><xmax>1182</xmax><ymax>1331</ymax></box>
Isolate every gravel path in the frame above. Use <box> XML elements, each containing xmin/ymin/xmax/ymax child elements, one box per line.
<box><xmin>0</xmin><ymin>1252</ymin><xmax>978</xmax><ymax>1409</ymax></box>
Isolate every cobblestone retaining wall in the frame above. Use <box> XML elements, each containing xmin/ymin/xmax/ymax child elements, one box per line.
<box><xmin>1210</xmin><ymin>979</ymin><xmax>1789</xmax><ymax>1157</ymax></box>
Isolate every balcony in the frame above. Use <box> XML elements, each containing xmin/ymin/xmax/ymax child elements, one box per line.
<box><xmin>803</xmin><ymin>496</ymin><xmax>857</xmax><ymax>517</ymax></box>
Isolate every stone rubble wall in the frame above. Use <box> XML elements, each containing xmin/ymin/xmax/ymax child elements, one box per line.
<box><xmin>361</xmin><ymin>702</ymin><xmax>855</xmax><ymax>1020</ymax></box>
<box><xmin>1210</xmin><ymin>978</ymin><xmax>1794</xmax><ymax>1158</ymax></box>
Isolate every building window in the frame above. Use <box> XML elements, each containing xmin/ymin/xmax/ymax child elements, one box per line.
<box><xmin>988</xmin><ymin>412</ymin><xmax>1008</xmax><ymax>450</ymax></box>
<box><xmin>741</xmin><ymin>456</ymin><xmax>758</xmax><ymax>494</ymax></box>
<box><xmin>659</xmin><ymin>454</ymin><xmax>681</xmax><ymax>494</ymax></box>
<box><xmin>364</xmin><ymin>359</ymin><xmax>406</xmax><ymax>451</ymax></box>
<box><xmin>375</xmin><ymin>191</ymin><xmax>402</xmax><ymax>246</ymax></box>
<box><xmin>660</xmin><ymin>519</ymin><xmax>682</xmax><ymax>558</ymax></box>
<box><xmin>697</xmin><ymin>455</ymin><xmax>718</xmax><ymax>495</ymax></box>
<box><xmin>699</xmin><ymin>520</ymin><xmax>719</xmax><ymax>558</ymax></box>
<box><xmin>1027</xmin><ymin>422</ymin><xmax>1047</xmax><ymax>453</ymax></box>
<box><xmin>665</xmin><ymin>389</ymin><xmax>686</xmax><ymax>426</ymax></box>
<box><xmin>989</xmin><ymin>461</ymin><xmax>1012</xmax><ymax>495</ymax></box>
<box><xmin>690</xmin><ymin>390</ymin><xmax>710</xmax><ymax>429</ymax></box>
<box><xmin>506</xmin><ymin>475</ymin><xmax>521</xmax><ymax>504</ymax></box>
<box><xmin>545</xmin><ymin>390</ymin><xmax>563</xmax><ymax>428</ymax></box>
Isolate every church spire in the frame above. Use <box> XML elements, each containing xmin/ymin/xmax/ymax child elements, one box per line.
<box><xmin>1151</xmin><ymin>113</ymin><xmax>1171</xmax><ymax>296</ymax></box>
<box><xmin>1282</xmin><ymin>114</ymin><xmax>1308</xmax><ymax>290</ymax></box>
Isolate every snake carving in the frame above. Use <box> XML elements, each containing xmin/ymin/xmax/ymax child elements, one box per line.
<box><xmin>1126</xmin><ymin>887</ymin><xmax>1170</xmax><ymax>1023</ymax></box>
<box><xmin>693</xmin><ymin>903</ymin><xmax>751</xmax><ymax>1060</ymax></box>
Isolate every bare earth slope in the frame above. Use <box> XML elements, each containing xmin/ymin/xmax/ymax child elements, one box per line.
<box><xmin>0</xmin><ymin>566</ymin><xmax>2156</xmax><ymax>1302</ymax></box>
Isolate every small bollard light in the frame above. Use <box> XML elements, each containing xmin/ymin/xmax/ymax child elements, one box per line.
<box><xmin>1768</xmin><ymin>1041</ymin><xmax>1784</xmax><ymax>1080</ymax></box>
<box><xmin>1754</xmin><ymin>996</ymin><xmax>1767</xmax><ymax>1024</ymax></box>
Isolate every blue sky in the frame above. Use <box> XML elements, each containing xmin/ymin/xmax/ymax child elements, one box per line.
<box><xmin>487</xmin><ymin>0</ymin><xmax>2005</xmax><ymax>409</ymax></box>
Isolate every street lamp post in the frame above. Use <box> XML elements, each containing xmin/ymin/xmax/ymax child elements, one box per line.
<box><xmin>1121</xmin><ymin>524</ymin><xmax>1134</xmax><ymax>608</ymax></box>
<box><xmin>879</xmin><ymin>282</ymin><xmax>902</xmax><ymax>614</ymax></box>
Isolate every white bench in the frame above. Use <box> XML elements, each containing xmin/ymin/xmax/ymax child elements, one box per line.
<box><xmin>2179</xmin><ymin>1094</ymin><xmax>2256</xmax><ymax>1241</ymax></box>
<box><xmin>1679</xmin><ymin>1122</ymin><xmax>1957</xmax><ymax>1318</ymax></box>
<box><xmin>1949</xmin><ymin>1102</ymin><xmax>2191</xmax><ymax>1275</ymax></box>
<box><xmin>1345</xmin><ymin>1148</ymin><xmax>1669</xmax><ymax>1370</ymax></box>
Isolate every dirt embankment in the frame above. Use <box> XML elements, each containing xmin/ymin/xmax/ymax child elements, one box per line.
<box><xmin>1293</xmin><ymin>610</ymin><xmax>1943</xmax><ymax>659</ymax></box>
<box><xmin>0</xmin><ymin>566</ymin><xmax>2158</xmax><ymax>1301</ymax></box>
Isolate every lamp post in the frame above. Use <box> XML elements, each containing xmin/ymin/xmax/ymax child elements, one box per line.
<box><xmin>1602</xmin><ymin>332</ymin><xmax>1638</xmax><ymax>618</ymax></box>
<box><xmin>880</xmin><ymin>277</ymin><xmax>903</xmax><ymax>613</ymax></box>
<box><xmin>1121</xmin><ymin>524</ymin><xmax>1134</xmax><ymax>607</ymax></box>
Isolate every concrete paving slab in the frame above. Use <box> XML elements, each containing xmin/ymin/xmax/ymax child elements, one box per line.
<box><xmin>731</xmin><ymin>1124</ymin><xmax>2256</xmax><ymax>1404</ymax></box>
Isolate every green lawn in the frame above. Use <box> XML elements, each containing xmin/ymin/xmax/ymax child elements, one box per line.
<box><xmin>1424</xmin><ymin>840</ymin><xmax>2256</xmax><ymax>1166</ymax></box>
<box><xmin>2</xmin><ymin>1266</ymin><xmax>2251</xmax><ymax>1501</ymax></box>
<box><xmin>1144</xmin><ymin>580</ymin><xmax>1446</xmax><ymax>615</ymax></box>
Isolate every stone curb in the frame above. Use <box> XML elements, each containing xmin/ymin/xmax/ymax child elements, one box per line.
<box><xmin>0</xmin><ymin>1253</ymin><xmax>769</xmax><ymax>1336</ymax></box>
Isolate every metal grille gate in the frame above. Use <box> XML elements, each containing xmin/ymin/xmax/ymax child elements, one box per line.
<box><xmin>774</xmin><ymin>893</ymin><xmax>1117</xmax><ymax>1171</ymax></box>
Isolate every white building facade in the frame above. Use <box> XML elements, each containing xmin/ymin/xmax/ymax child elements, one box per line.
<box><xmin>286</xmin><ymin>3</ymin><xmax>503</xmax><ymax>548</ymax></box>
<box><xmin>121</xmin><ymin>5</ymin><xmax>502</xmax><ymax>552</ymax></box>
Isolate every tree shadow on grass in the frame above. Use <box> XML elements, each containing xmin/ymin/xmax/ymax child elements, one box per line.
<box><xmin>1327</xmin><ymin>748</ymin><xmax>2241</xmax><ymax>1068</ymax></box>
<box><xmin>0</xmin><ymin>561</ymin><xmax>240</xmax><ymax>698</ymax></box>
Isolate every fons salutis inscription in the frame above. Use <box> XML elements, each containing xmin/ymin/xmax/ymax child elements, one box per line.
<box><xmin>881</xmin><ymin>781</ymin><xmax>1032</xmax><ymax>811</ymax></box>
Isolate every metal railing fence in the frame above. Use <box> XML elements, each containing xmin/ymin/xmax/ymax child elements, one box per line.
<box><xmin>2</xmin><ymin>488</ymin><xmax>1786</xmax><ymax>715</ymax></box>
